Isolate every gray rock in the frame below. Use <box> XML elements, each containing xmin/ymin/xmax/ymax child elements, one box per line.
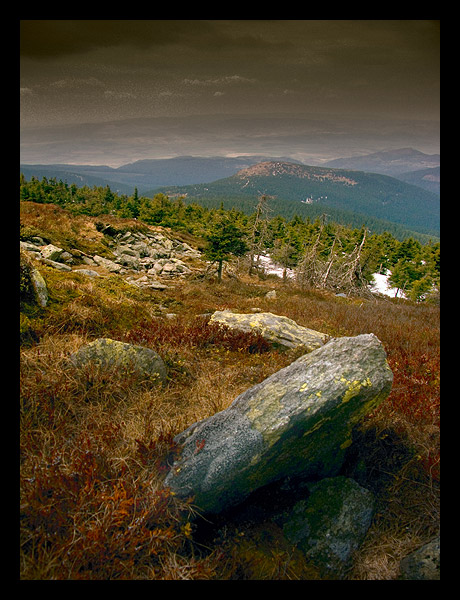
<box><xmin>126</xmin><ymin>276</ymin><xmax>168</xmax><ymax>290</ymax></box>
<box><xmin>60</xmin><ymin>251</ymin><xmax>74</xmax><ymax>264</ymax></box>
<box><xmin>115</xmin><ymin>245</ymin><xmax>139</xmax><ymax>258</ymax></box>
<box><xmin>73</xmin><ymin>268</ymin><xmax>100</xmax><ymax>277</ymax></box>
<box><xmin>81</xmin><ymin>255</ymin><xmax>97</xmax><ymax>266</ymax></box>
<box><xmin>40</xmin><ymin>258</ymin><xmax>72</xmax><ymax>271</ymax></box>
<box><xmin>30</xmin><ymin>236</ymin><xmax>45</xmax><ymax>245</ymax></box>
<box><xmin>163</xmin><ymin>334</ymin><xmax>393</xmax><ymax>514</ymax></box>
<box><xmin>69</xmin><ymin>338</ymin><xmax>167</xmax><ymax>384</ymax></box>
<box><xmin>115</xmin><ymin>253</ymin><xmax>141</xmax><ymax>270</ymax></box>
<box><xmin>20</xmin><ymin>240</ymin><xmax>42</xmax><ymax>253</ymax></box>
<box><xmin>29</xmin><ymin>267</ymin><xmax>48</xmax><ymax>307</ymax></box>
<box><xmin>41</xmin><ymin>243</ymin><xmax>64</xmax><ymax>262</ymax></box>
<box><xmin>399</xmin><ymin>537</ymin><xmax>440</xmax><ymax>580</ymax></box>
<box><xmin>281</xmin><ymin>477</ymin><xmax>375</xmax><ymax>578</ymax></box>
<box><xmin>92</xmin><ymin>254</ymin><xmax>123</xmax><ymax>273</ymax></box>
<box><xmin>209</xmin><ymin>310</ymin><xmax>327</xmax><ymax>350</ymax></box>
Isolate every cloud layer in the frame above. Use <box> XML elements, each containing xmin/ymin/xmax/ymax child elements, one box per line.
<box><xmin>20</xmin><ymin>20</ymin><xmax>440</xmax><ymax>163</ymax></box>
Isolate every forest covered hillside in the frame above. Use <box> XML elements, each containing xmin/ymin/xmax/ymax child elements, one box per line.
<box><xmin>19</xmin><ymin>174</ymin><xmax>440</xmax><ymax>302</ymax></box>
<box><xmin>154</xmin><ymin>161</ymin><xmax>440</xmax><ymax>239</ymax></box>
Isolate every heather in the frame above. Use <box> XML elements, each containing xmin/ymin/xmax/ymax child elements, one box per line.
<box><xmin>20</xmin><ymin>202</ymin><xmax>439</xmax><ymax>579</ymax></box>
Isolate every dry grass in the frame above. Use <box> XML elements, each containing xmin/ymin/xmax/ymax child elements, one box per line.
<box><xmin>19</xmin><ymin>206</ymin><xmax>440</xmax><ymax>580</ymax></box>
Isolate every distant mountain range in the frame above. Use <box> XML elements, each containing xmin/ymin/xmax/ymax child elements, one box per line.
<box><xmin>19</xmin><ymin>155</ymin><xmax>302</xmax><ymax>196</ymax></box>
<box><xmin>20</xmin><ymin>148</ymin><xmax>439</xmax><ymax>195</ymax></box>
<box><xmin>324</xmin><ymin>148</ymin><xmax>440</xmax><ymax>195</ymax></box>
<box><xmin>324</xmin><ymin>147</ymin><xmax>439</xmax><ymax>174</ymax></box>
<box><xmin>20</xmin><ymin>148</ymin><xmax>440</xmax><ymax>239</ymax></box>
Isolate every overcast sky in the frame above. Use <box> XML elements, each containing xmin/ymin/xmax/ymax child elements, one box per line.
<box><xmin>20</xmin><ymin>20</ymin><xmax>440</xmax><ymax>165</ymax></box>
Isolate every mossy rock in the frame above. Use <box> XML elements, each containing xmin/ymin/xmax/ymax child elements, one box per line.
<box><xmin>164</xmin><ymin>334</ymin><xmax>393</xmax><ymax>514</ymax></box>
<box><xmin>209</xmin><ymin>310</ymin><xmax>327</xmax><ymax>350</ymax></box>
<box><xmin>282</xmin><ymin>476</ymin><xmax>375</xmax><ymax>579</ymax></box>
<box><xmin>69</xmin><ymin>338</ymin><xmax>167</xmax><ymax>385</ymax></box>
<box><xmin>20</xmin><ymin>252</ymin><xmax>48</xmax><ymax>308</ymax></box>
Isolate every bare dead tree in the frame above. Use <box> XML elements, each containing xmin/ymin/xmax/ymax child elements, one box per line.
<box><xmin>248</xmin><ymin>194</ymin><xmax>273</xmax><ymax>275</ymax></box>
<box><xmin>295</xmin><ymin>214</ymin><xmax>327</xmax><ymax>289</ymax></box>
<box><xmin>296</xmin><ymin>222</ymin><xmax>373</xmax><ymax>298</ymax></box>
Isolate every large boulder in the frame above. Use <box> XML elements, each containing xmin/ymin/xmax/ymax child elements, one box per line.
<box><xmin>69</xmin><ymin>338</ymin><xmax>167</xmax><ymax>384</ymax></box>
<box><xmin>163</xmin><ymin>334</ymin><xmax>393</xmax><ymax>514</ymax></box>
<box><xmin>209</xmin><ymin>310</ymin><xmax>327</xmax><ymax>350</ymax></box>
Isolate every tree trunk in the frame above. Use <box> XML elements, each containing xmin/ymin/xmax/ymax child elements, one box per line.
<box><xmin>217</xmin><ymin>259</ymin><xmax>223</xmax><ymax>282</ymax></box>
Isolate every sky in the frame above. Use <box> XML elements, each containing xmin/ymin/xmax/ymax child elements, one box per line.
<box><xmin>20</xmin><ymin>20</ymin><xmax>440</xmax><ymax>166</ymax></box>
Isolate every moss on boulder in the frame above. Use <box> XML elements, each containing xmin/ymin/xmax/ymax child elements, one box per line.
<box><xmin>69</xmin><ymin>338</ymin><xmax>167</xmax><ymax>384</ymax></box>
<box><xmin>164</xmin><ymin>334</ymin><xmax>393</xmax><ymax>514</ymax></box>
<box><xmin>281</xmin><ymin>476</ymin><xmax>375</xmax><ymax>578</ymax></box>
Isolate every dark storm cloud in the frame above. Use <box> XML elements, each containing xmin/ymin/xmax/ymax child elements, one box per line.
<box><xmin>20</xmin><ymin>20</ymin><xmax>214</xmax><ymax>57</ymax></box>
<box><xmin>20</xmin><ymin>20</ymin><xmax>440</xmax><ymax>58</ymax></box>
<box><xmin>20</xmin><ymin>20</ymin><xmax>440</xmax><ymax>165</ymax></box>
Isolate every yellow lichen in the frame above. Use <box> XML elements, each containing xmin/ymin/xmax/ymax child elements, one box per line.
<box><xmin>340</xmin><ymin>438</ymin><xmax>352</xmax><ymax>450</ymax></box>
<box><xmin>341</xmin><ymin>377</ymin><xmax>373</xmax><ymax>404</ymax></box>
<box><xmin>302</xmin><ymin>416</ymin><xmax>331</xmax><ymax>437</ymax></box>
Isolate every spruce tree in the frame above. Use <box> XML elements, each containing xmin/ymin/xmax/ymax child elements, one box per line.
<box><xmin>203</xmin><ymin>215</ymin><xmax>248</xmax><ymax>281</ymax></box>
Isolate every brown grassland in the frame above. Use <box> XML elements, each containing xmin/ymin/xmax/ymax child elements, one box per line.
<box><xmin>20</xmin><ymin>203</ymin><xmax>440</xmax><ymax>580</ymax></box>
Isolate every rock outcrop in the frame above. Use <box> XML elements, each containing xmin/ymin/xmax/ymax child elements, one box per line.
<box><xmin>20</xmin><ymin>227</ymin><xmax>201</xmax><ymax>280</ymax></box>
<box><xmin>163</xmin><ymin>333</ymin><xmax>393</xmax><ymax>514</ymax></box>
<box><xmin>69</xmin><ymin>338</ymin><xmax>167</xmax><ymax>385</ymax></box>
<box><xmin>209</xmin><ymin>310</ymin><xmax>327</xmax><ymax>350</ymax></box>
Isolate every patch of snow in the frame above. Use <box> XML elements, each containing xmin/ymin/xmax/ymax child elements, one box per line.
<box><xmin>256</xmin><ymin>256</ymin><xmax>406</xmax><ymax>298</ymax></box>
<box><xmin>369</xmin><ymin>270</ymin><xmax>406</xmax><ymax>298</ymax></box>
<box><xmin>257</xmin><ymin>254</ymin><xmax>295</xmax><ymax>279</ymax></box>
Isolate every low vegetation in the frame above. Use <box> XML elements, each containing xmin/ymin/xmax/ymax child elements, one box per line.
<box><xmin>20</xmin><ymin>200</ymin><xmax>439</xmax><ymax>579</ymax></box>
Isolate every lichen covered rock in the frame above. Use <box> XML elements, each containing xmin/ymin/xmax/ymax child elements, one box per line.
<box><xmin>163</xmin><ymin>334</ymin><xmax>393</xmax><ymax>514</ymax></box>
<box><xmin>209</xmin><ymin>310</ymin><xmax>327</xmax><ymax>350</ymax></box>
<box><xmin>69</xmin><ymin>338</ymin><xmax>167</xmax><ymax>384</ymax></box>
<box><xmin>29</xmin><ymin>267</ymin><xmax>48</xmax><ymax>307</ymax></box>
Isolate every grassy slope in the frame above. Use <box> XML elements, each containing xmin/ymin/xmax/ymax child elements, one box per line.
<box><xmin>20</xmin><ymin>203</ymin><xmax>440</xmax><ymax>580</ymax></box>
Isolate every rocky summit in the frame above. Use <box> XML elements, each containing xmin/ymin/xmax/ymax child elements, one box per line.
<box><xmin>163</xmin><ymin>333</ymin><xmax>393</xmax><ymax>514</ymax></box>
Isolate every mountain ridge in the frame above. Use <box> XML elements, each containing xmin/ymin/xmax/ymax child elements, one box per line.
<box><xmin>324</xmin><ymin>147</ymin><xmax>440</xmax><ymax>176</ymax></box>
<box><xmin>19</xmin><ymin>155</ymin><xmax>303</xmax><ymax>195</ymax></box>
<box><xmin>20</xmin><ymin>150</ymin><xmax>440</xmax><ymax>238</ymax></box>
<box><xmin>154</xmin><ymin>160</ymin><xmax>440</xmax><ymax>237</ymax></box>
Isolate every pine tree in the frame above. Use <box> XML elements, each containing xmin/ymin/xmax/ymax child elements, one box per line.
<box><xmin>203</xmin><ymin>215</ymin><xmax>248</xmax><ymax>282</ymax></box>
